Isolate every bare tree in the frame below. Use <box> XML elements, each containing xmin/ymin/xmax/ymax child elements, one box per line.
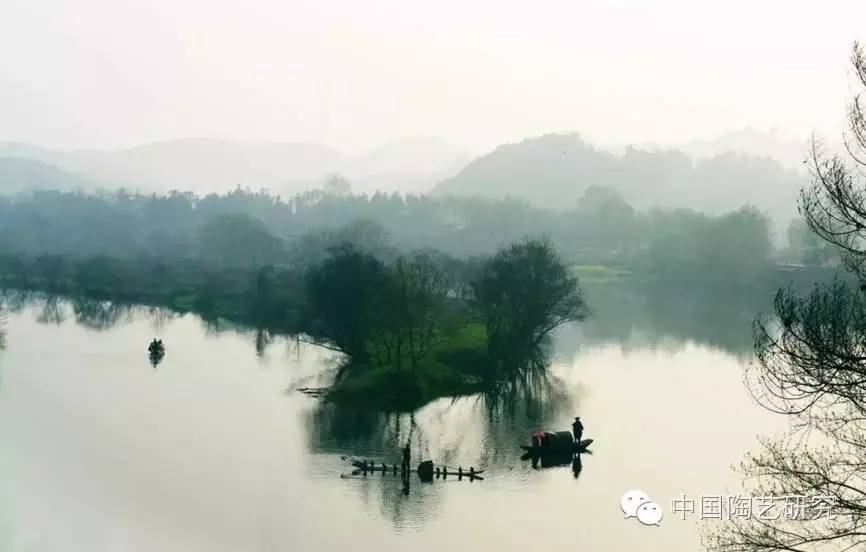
<box><xmin>705</xmin><ymin>43</ymin><xmax>866</xmax><ymax>552</ymax></box>
<box><xmin>800</xmin><ymin>43</ymin><xmax>866</xmax><ymax>280</ymax></box>
<box><xmin>387</xmin><ymin>253</ymin><xmax>452</xmax><ymax>370</ymax></box>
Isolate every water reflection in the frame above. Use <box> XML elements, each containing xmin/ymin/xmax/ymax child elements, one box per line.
<box><xmin>199</xmin><ymin>313</ymin><xmax>226</xmax><ymax>336</ymax></box>
<box><xmin>529</xmin><ymin>449</ymin><xmax>585</xmax><ymax>471</ymax></box>
<box><xmin>0</xmin><ymin>281</ymin><xmax>768</xmax><ymax>363</ymax></box>
<box><xmin>0</xmin><ymin>287</ymin><xmax>784</xmax><ymax>551</ymax></box>
<box><xmin>1</xmin><ymin>288</ymin><xmax>37</xmax><ymax>313</ymax></box>
<box><xmin>556</xmin><ymin>283</ymin><xmax>772</xmax><ymax>359</ymax></box>
<box><xmin>255</xmin><ymin>328</ymin><xmax>274</xmax><ymax>357</ymax></box>
<box><xmin>148</xmin><ymin>349</ymin><xmax>165</xmax><ymax>368</ymax></box>
<box><xmin>572</xmin><ymin>453</ymin><xmax>583</xmax><ymax>478</ymax></box>
<box><xmin>1</xmin><ymin>291</ymin><xmax>304</xmax><ymax>375</ymax></box>
<box><xmin>147</xmin><ymin>305</ymin><xmax>178</xmax><ymax>332</ymax></box>
<box><xmin>0</xmin><ymin>300</ymin><xmax>4</xmax><ymax>389</ymax></box>
<box><xmin>71</xmin><ymin>297</ymin><xmax>134</xmax><ymax>330</ymax></box>
<box><xmin>292</xmin><ymin>283</ymin><xmax>769</xmax><ymax>535</ymax></box>
<box><xmin>306</xmin><ymin>372</ymin><xmax>575</xmax><ymax>458</ymax></box>
<box><xmin>309</xmin><ymin>405</ymin><xmax>449</xmax><ymax>528</ymax></box>
<box><xmin>36</xmin><ymin>295</ymin><xmax>66</xmax><ymax>325</ymax></box>
<box><xmin>301</xmin><ymin>372</ymin><xmax>584</xmax><ymax>531</ymax></box>
<box><xmin>0</xmin><ymin>299</ymin><xmax>6</xmax><ymax>351</ymax></box>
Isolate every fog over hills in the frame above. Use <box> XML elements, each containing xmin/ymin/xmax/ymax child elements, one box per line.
<box><xmin>0</xmin><ymin>137</ymin><xmax>470</xmax><ymax>196</ymax></box>
<box><xmin>0</xmin><ymin>130</ymin><xmax>810</xmax><ymax>230</ymax></box>
<box><xmin>349</xmin><ymin>137</ymin><xmax>471</xmax><ymax>193</ymax></box>
<box><xmin>0</xmin><ymin>157</ymin><xmax>88</xmax><ymax>194</ymax></box>
<box><xmin>640</xmin><ymin>128</ymin><xmax>810</xmax><ymax>169</ymax></box>
<box><xmin>435</xmin><ymin>133</ymin><xmax>807</xmax><ymax>227</ymax></box>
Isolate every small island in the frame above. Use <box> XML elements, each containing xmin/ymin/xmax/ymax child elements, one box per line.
<box><xmin>302</xmin><ymin>237</ymin><xmax>589</xmax><ymax>409</ymax></box>
<box><xmin>0</xmin><ymin>232</ymin><xmax>589</xmax><ymax>411</ymax></box>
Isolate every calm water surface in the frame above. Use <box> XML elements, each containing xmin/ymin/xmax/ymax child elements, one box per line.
<box><xmin>0</xmin><ymin>288</ymin><xmax>787</xmax><ymax>551</ymax></box>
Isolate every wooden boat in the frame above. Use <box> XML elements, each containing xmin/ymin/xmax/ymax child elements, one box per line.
<box><xmin>520</xmin><ymin>438</ymin><xmax>594</xmax><ymax>456</ymax></box>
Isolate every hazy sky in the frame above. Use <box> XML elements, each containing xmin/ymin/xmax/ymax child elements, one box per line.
<box><xmin>1</xmin><ymin>0</ymin><xmax>864</xmax><ymax>153</ymax></box>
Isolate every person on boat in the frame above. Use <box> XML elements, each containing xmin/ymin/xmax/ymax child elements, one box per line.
<box><xmin>149</xmin><ymin>339</ymin><xmax>165</xmax><ymax>355</ymax></box>
<box><xmin>572</xmin><ymin>417</ymin><xmax>584</xmax><ymax>443</ymax></box>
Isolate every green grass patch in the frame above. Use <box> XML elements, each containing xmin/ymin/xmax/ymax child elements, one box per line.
<box><xmin>328</xmin><ymin>322</ymin><xmax>492</xmax><ymax>411</ymax></box>
<box><xmin>571</xmin><ymin>264</ymin><xmax>632</xmax><ymax>283</ymax></box>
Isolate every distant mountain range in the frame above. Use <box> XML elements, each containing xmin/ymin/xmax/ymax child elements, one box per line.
<box><xmin>434</xmin><ymin>132</ymin><xmax>807</xmax><ymax>226</ymax></box>
<box><xmin>0</xmin><ymin>130</ymin><xmax>811</xmax><ymax>228</ymax></box>
<box><xmin>0</xmin><ymin>137</ymin><xmax>471</xmax><ymax>196</ymax></box>
<box><xmin>634</xmin><ymin>128</ymin><xmax>810</xmax><ymax>169</ymax></box>
<box><xmin>0</xmin><ymin>157</ymin><xmax>87</xmax><ymax>194</ymax></box>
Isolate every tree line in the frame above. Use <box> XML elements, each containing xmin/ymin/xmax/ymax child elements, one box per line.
<box><xmin>0</xmin><ymin>183</ymin><xmax>818</xmax><ymax>284</ymax></box>
<box><xmin>0</xmin><ymin>233</ymin><xmax>587</xmax><ymax>408</ymax></box>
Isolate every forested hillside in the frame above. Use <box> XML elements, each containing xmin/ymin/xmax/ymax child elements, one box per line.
<box><xmin>435</xmin><ymin>133</ymin><xmax>805</xmax><ymax>225</ymax></box>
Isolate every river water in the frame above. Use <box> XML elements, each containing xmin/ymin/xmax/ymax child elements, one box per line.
<box><xmin>0</xmin><ymin>287</ymin><xmax>788</xmax><ymax>551</ymax></box>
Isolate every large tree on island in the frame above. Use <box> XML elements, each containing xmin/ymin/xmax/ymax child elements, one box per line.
<box><xmin>706</xmin><ymin>43</ymin><xmax>866</xmax><ymax>552</ymax></box>
<box><xmin>472</xmin><ymin>237</ymin><xmax>589</xmax><ymax>379</ymax></box>
<box><xmin>302</xmin><ymin>245</ymin><xmax>389</xmax><ymax>369</ymax></box>
<box><xmin>301</xmin><ymin>244</ymin><xmax>453</xmax><ymax>374</ymax></box>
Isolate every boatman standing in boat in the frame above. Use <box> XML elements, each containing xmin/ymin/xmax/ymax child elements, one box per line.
<box><xmin>572</xmin><ymin>417</ymin><xmax>584</xmax><ymax>443</ymax></box>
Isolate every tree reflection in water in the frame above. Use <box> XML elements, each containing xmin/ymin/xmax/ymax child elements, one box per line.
<box><xmin>0</xmin><ymin>299</ymin><xmax>6</xmax><ymax>351</ymax></box>
<box><xmin>0</xmin><ymin>283</ymin><xmax>805</xmax><ymax>535</ymax></box>
<box><xmin>550</xmin><ymin>281</ymin><xmax>806</xmax><ymax>362</ymax></box>
<box><xmin>1</xmin><ymin>289</ymin><xmax>36</xmax><ymax>314</ymax></box>
<box><xmin>37</xmin><ymin>294</ymin><xmax>66</xmax><ymax>325</ymax></box>
<box><xmin>147</xmin><ymin>305</ymin><xmax>178</xmax><ymax>333</ymax></box>
<box><xmin>72</xmin><ymin>297</ymin><xmax>134</xmax><ymax>331</ymax></box>
<box><xmin>254</xmin><ymin>328</ymin><xmax>274</xmax><ymax>358</ymax></box>
<box><xmin>301</xmin><ymin>348</ymin><xmax>580</xmax><ymax>529</ymax></box>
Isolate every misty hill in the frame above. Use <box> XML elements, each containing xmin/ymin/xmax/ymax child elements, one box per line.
<box><xmin>679</xmin><ymin>128</ymin><xmax>809</xmax><ymax>169</ymax></box>
<box><xmin>628</xmin><ymin>128</ymin><xmax>809</xmax><ymax>169</ymax></box>
<box><xmin>349</xmin><ymin>137</ymin><xmax>471</xmax><ymax>193</ymax></box>
<box><xmin>0</xmin><ymin>137</ymin><xmax>470</xmax><ymax>196</ymax></box>
<box><xmin>0</xmin><ymin>157</ymin><xmax>87</xmax><ymax>194</ymax></box>
<box><xmin>434</xmin><ymin>133</ymin><xmax>806</xmax><ymax>225</ymax></box>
